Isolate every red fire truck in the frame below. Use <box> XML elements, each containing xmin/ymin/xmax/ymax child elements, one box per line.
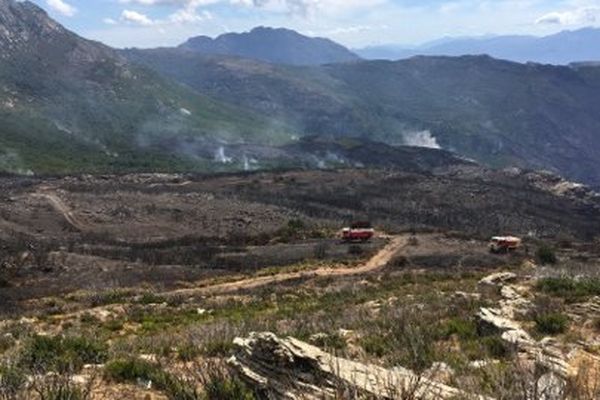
<box><xmin>489</xmin><ymin>236</ymin><xmax>522</xmax><ymax>253</ymax></box>
<box><xmin>342</xmin><ymin>222</ymin><xmax>375</xmax><ymax>243</ymax></box>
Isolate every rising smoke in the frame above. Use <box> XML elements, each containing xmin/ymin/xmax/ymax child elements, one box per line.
<box><xmin>403</xmin><ymin>130</ymin><xmax>441</xmax><ymax>149</ymax></box>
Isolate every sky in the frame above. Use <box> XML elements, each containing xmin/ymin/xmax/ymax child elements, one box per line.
<box><xmin>30</xmin><ymin>0</ymin><xmax>600</xmax><ymax>49</ymax></box>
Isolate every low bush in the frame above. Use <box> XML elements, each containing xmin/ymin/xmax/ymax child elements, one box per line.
<box><xmin>310</xmin><ymin>333</ymin><xmax>347</xmax><ymax>351</ymax></box>
<box><xmin>105</xmin><ymin>358</ymin><xmax>200</xmax><ymax>400</ymax></box>
<box><xmin>19</xmin><ymin>335</ymin><xmax>108</xmax><ymax>373</ymax></box>
<box><xmin>537</xmin><ymin>277</ymin><xmax>600</xmax><ymax>302</ymax></box>
<box><xmin>361</xmin><ymin>335</ymin><xmax>390</xmax><ymax>358</ymax></box>
<box><xmin>536</xmin><ymin>245</ymin><xmax>557</xmax><ymax>265</ymax></box>
<box><xmin>482</xmin><ymin>336</ymin><xmax>512</xmax><ymax>359</ymax></box>
<box><xmin>0</xmin><ymin>365</ymin><xmax>26</xmax><ymax>399</ymax></box>
<box><xmin>32</xmin><ymin>376</ymin><xmax>90</xmax><ymax>400</ymax></box>
<box><xmin>104</xmin><ymin>358</ymin><xmax>157</xmax><ymax>383</ymax></box>
<box><xmin>204</xmin><ymin>375</ymin><xmax>256</xmax><ymax>400</ymax></box>
<box><xmin>177</xmin><ymin>344</ymin><xmax>201</xmax><ymax>362</ymax></box>
<box><xmin>0</xmin><ymin>336</ymin><xmax>15</xmax><ymax>354</ymax></box>
<box><xmin>88</xmin><ymin>290</ymin><xmax>132</xmax><ymax>307</ymax></box>
<box><xmin>103</xmin><ymin>319</ymin><xmax>124</xmax><ymax>332</ymax></box>
<box><xmin>137</xmin><ymin>292</ymin><xmax>167</xmax><ymax>305</ymax></box>
<box><xmin>440</xmin><ymin>318</ymin><xmax>477</xmax><ymax>341</ymax></box>
<box><xmin>203</xmin><ymin>340</ymin><xmax>235</xmax><ymax>358</ymax></box>
<box><xmin>535</xmin><ymin>313</ymin><xmax>569</xmax><ymax>335</ymax></box>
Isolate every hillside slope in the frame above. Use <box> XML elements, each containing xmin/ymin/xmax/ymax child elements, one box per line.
<box><xmin>0</xmin><ymin>0</ymin><xmax>293</xmax><ymax>174</ymax></box>
<box><xmin>124</xmin><ymin>49</ymin><xmax>600</xmax><ymax>186</ymax></box>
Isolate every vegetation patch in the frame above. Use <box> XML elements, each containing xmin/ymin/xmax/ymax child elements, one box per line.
<box><xmin>536</xmin><ymin>245</ymin><xmax>558</xmax><ymax>265</ymax></box>
<box><xmin>19</xmin><ymin>335</ymin><xmax>108</xmax><ymax>373</ymax></box>
<box><xmin>537</xmin><ymin>277</ymin><xmax>600</xmax><ymax>302</ymax></box>
<box><xmin>535</xmin><ymin>313</ymin><xmax>570</xmax><ymax>335</ymax></box>
<box><xmin>104</xmin><ymin>358</ymin><xmax>255</xmax><ymax>400</ymax></box>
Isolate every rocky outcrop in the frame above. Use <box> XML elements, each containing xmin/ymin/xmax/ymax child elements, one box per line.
<box><xmin>479</xmin><ymin>272</ymin><xmax>517</xmax><ymax>287</ymax></box>
<box><xmin>228</xmin><ymin>332</ymin><xmax>492</xmax><ymax>400</ymax></box>
<box><xmin>476</xmin><ymin>273</ymin><xmax>571</xmax><ymax>378</ymax></box>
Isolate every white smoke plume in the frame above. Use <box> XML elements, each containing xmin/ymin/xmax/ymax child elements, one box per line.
<box><xmin>214</xmin><ymin>146</ymin><xmax>233</xmax><ymax>163</ymax></box>
<box><xmin>403</xmin><ymin>130</ymin><xmax>441</xmax><ymax>149</ymax></box>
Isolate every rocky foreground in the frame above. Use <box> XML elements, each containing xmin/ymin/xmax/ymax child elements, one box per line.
<box><xmin>228</xmin><ymin>271</ymin><xmax>600</xmax><ymax>400</ymax></box>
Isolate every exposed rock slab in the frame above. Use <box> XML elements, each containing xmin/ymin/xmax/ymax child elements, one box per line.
<box><xmin>228</xmin><ymin>332</ymin><xmax>492</xmax><ymax>400</ymax></box>
<box><xmin>477</xmin><ymin>272</ymin><xmax>571</xmax><ymax>379</ymax></box>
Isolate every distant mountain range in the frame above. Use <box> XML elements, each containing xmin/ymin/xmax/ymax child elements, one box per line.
<box><xmin>356</xmin><ymin>28</ymin><xmax>600</xmax><ymax>65</ymax></box>
<box><xmin>177</xmin><ymin>26</ymin><xmax>360</xmax><ymax>66</ymax></box>
<box><xmin>2</xmin><ymin>0</ymin><xmax>600</xmax><ymax>188</ymax></box>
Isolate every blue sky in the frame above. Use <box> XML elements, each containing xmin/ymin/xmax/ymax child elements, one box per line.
<box><xmin>31</xmin><ymin>0</ymin><xmax>600</xmax><ymax>48</ymax></box>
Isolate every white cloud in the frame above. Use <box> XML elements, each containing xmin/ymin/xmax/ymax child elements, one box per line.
<box><xmin>45</xmin><ymin>0</ymin><xmax>77</xmax><ymax>17</ymax></box>
<box><xmin>119</xmin><ymin>0</ymin><xmax>385</xmax><ymax>18</ymax></box>
<box><xmin>118</xmin><ymin>0</ymin><xmax>220</xmax><ymax>5</ymax></box>
<box><xmin>239</xmin><ymin>0</ymin><xmax>386</xmax><ymax>17</ymax></box>
<box><xmin>121</xmin><ymin>9</ymin><xmax>155</xmax><ymax>25</ymax></box>
<box><xmin>536</xmin><ymin>6</ymin><xmax>600</xmax><ymax>25</ymax></box>
<box><xmin>117</xmin><ymin>4</ymin><xmax>214</xmax><ymax>26</ymax></box>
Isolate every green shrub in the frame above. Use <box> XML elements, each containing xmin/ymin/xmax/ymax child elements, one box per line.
<box><xmin>19</xmin><ymin>335</ymin><xmax>108</xmax><ymax>373</ymax></box>
<box><xmin>0</xmin><ymin>365</ymin><xmax>26</xmax><ymax>398</ymax></box>
<box><xmin>536</xmin><ymin>245</ymin><xmax>557</xmax><ymax>265</ymax></box>
<box><xmin>537</xmin><ymin>277</ymin><xmax>600</xmax><ymax>302</ymax></box>
<box><xmin>482</xmin><ymin>335</ymin><xmax>512</xmax><ymax>359</ymax></box>
<box><xmin>287</xmin><ymin>219</ymin><xmax>305</xmax><ymax>231</ymax></box>
<box><xmin>79</xmin><ymin>313</ymin><xmax>99</xmax><ymax>325</ymax></box>
<box><xmin>203</xmin><ymin>340</ymin><xmax>235</xmax><ymax>358</ymax></box>
<box><xmin>535</xmin><ymin>313</ymin><xmax>569</xmax><ymax>335</ymax></box>
<box><xmin>103</xmin><ymin>319</ymin><xmax>124</xmax><ymax>332</ymax></box>
<box><xmin>88</xmin><ymin>290</ymin><xmax>131</xmax><ymax>307</ymax></box>
<box><xmin>204</xmin><ymin>377</ymin><xmax>255</xmax><ymax>400</ymax></box>
<box><xmin>440</xmin><ymin>318</ymin><xmax>477</xmax><ymax>340</ymax></box>
<box><xmin>177</xmin><ymin>344</ymin><xmax>201</xmax><ymax>362</ymax></box>
<box><xmin>361</xmin><ymin>335</ymin><xmax>390</xmax><ymax>358</ymax></box>
<box><xmin>0</xmin><ymin>336</ymin><xmax>15</xmax><ymax>354</ymax></box>
<box><xmin>104</xmin><ymin>358</ymin><xmax>157</xmax><ymax>383</ymax></box>
<box><xmin>137</xmin><ymin>292</ymin><xmax>167</xmax><ymax>305</ymax></box>
<box><xmin>310</xmin><ymin>333</ymin><xmax>347</xmax><ymax>351</ymax></box>
<box><xmin>33</xmin><ymin>379</ymin><xmax>88</xmax><ymax>400</ymax></box>
<box><xmin>105</xmin><ymin>358</ymin><xmax>200</xmax><ymax>400</ymax></box>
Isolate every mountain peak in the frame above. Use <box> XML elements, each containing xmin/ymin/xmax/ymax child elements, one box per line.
<box><xmin>0</xmin><ymin>0</ymin><xmax>69</xmax><ymax>53</ymax></box>
<box><xmin>179</xmin><ymin>26</ymin><xmax>360</xmax><ymax>66</ymax></box>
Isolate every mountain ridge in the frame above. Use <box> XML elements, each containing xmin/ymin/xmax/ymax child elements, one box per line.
<box><xmin>177</xmin><ymin>26</ymin><xmax>360</xmax><ymax>65</ymax></box>
<box><xmin>357</xmin><ymin>27</ymin><xmax>600</xmax><ymax>65</ymax></box>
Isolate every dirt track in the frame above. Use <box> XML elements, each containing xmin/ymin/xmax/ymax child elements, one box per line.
<box><xmin>168</xmin><ymin>235</ymin><xmax>407</xmax><ymax>297</ymax></box>
<box><xmin>31</xmin><ymin>189</ymin><xmax>86</xmax><ymax>232</ymax></box>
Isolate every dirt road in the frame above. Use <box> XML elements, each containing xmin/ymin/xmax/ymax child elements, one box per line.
<box><xmin>169</xmin><ymin>235</ymin><xmax>407</xmax><ymax>297</ymax></box>
<box><xmin>31</xmin><ymin>189</ymin><xmax>86</xmax><ymax>232</ymax></box>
